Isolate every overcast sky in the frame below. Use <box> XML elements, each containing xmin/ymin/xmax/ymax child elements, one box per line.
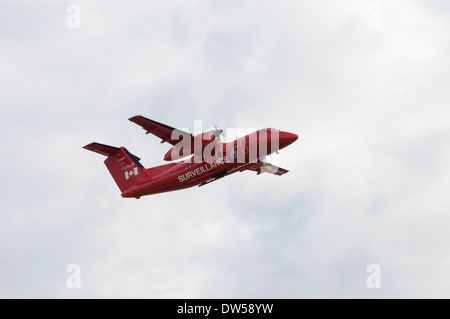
<box><xmin>1</xmin><ymin>0</ymin><xmax>449</xmax><ymax>298</ymax></box>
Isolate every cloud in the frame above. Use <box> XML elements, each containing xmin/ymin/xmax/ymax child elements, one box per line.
<box><xmin>0</xmin><ymin>0</ymin><xmax>449</xmax><ymax>298</ymax></box>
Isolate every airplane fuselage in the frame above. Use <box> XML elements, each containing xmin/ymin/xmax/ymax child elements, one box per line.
<box><xmin>121</xmin><ymin>129</ymin><xmax>296</xmax><ymax>198</ymax></box>
<box><xmin>84</xmin><ymin>116</ymin><xmax>298</xmax><ymax>199</ymax></box>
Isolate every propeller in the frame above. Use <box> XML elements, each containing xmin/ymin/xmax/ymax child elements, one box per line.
<box><xmin>214</xmin><ymin>124</ymin><xmax>225</xmax><ymax>143</ymax></box>
<box><xmin>261</xmin><ymin>151</ymin><xmax>280</xmax><ymax>166</ymax></box>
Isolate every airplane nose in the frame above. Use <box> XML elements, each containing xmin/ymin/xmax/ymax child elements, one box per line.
<box><xmin>279</xmin><ymin>131</ymin><xmax>298</xmax><ymax>149</ymax></box>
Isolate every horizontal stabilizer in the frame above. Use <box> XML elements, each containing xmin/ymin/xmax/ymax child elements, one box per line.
<box><xmin>83</xmin><ymin>142</ymin><xmax>141</xmax><ymax>161</ymax></box>
<box><xmin>83</xmin><ymin>142</ymin><xmax>120</xmax><ymax>156</ymax></box>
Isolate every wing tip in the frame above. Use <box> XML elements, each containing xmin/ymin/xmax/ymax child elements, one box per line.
<box><xmin>128</xmin><ymin>115</ymin><xmax>142</xmax><ymax>122</ymax></box>
<box><xmin>82</xmin><ymin>142</ymin><xmax>94</xmax><ymax>150</ymax></box>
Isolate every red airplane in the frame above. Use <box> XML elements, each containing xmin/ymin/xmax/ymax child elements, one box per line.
<box><xmin>83</xmin><ymin>116</ymin><xmax>298</xmax><ymax>198</ymax></box>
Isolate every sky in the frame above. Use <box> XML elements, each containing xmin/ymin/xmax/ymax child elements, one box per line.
<box><xmin>1</xmin><ymin>0</ymin><xmax>450</xmax><ymax>298</ymax></box>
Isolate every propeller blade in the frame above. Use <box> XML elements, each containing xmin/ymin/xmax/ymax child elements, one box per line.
<box><xmin>214</xmin><ymin>124</ymin><xmax>224</xmax><ymax>142</ymax></box>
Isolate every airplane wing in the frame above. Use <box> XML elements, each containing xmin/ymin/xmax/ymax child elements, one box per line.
<box><xmin>240</xmin><ymin>161</ymin><xmax>289</xmax><ymax>176</ymax></box>
<box><xmin>129</xmin><ymin>115</ymin><xmax>194</xmax><ymax>146</ymax></box>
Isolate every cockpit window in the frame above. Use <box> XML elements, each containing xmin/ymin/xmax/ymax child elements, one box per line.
<box><xmin>260</xmin><ymin>128</ymin><xmax>279</xmax><ymax>134</ymax></box>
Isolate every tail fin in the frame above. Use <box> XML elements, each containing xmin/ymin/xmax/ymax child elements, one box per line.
<box><xmin>83</xmin><ymin>142</ymin><xmax>149</xmax><ymax>193</ymax></box>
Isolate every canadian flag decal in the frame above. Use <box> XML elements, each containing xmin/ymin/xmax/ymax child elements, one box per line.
<box><xmin>125</xmin><ymin>167</ymin><xmax>139</xmax><ymax>180</ymax></box>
